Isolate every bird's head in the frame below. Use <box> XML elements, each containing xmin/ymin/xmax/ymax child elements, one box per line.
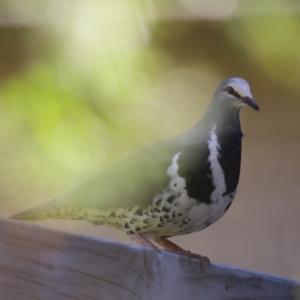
<box><xmin>213</xmin><ymin>77</ymin><xmax>259</xmax><ymax>111</ymax></box>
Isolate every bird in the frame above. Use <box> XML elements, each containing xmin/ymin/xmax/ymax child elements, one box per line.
<box><xmin>10</xmin><ymin>77</ymin><xmax>259</xmax><ymax>268</ymax></box>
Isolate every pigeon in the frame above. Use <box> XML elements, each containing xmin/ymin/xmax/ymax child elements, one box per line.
<box><xmin>10</xmin><ymin>77</ymin><xmax>259</xmax><ymax>268</ymax></box>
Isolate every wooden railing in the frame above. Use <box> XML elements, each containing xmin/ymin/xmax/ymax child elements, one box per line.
<box><xmin>0</xmin><ymin>218</ymin><xmax>298</xmax><ymax>299</ymax></box>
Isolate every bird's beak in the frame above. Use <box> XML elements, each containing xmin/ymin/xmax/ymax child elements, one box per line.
<box><xmin>241</xmin><ymin>96</ymin><xmax>259</xmax><ymax>111</ymax></box>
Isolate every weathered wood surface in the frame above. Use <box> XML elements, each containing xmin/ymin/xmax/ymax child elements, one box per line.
<box><xmin>0</xmin><ymin>218</ymin><xmax>298</xmax><ymax>300</ymax></box>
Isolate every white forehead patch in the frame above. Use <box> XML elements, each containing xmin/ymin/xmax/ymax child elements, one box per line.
<box><xmin>229</xmin><ymin>78</ymin><xmax>253</xmax><ymax>98</ymax></box>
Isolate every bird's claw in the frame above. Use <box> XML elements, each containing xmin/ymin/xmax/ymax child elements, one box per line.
<box><xmin>180</xmin><ymin>250</ymin><xmax>210</xmax><ymax>270</ymax></box>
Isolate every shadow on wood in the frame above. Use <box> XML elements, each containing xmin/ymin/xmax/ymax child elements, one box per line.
<box><xmin>0</xmin><ymin>218</ymin><xmax>298</xmax><ymax>300</ymax></box>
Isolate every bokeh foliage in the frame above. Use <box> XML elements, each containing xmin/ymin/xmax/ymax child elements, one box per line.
<box><xmin>0</xmin><ymin>0</ymin><xmax>300</xmax><ymax>238</ymax></box>
<box><xmin>0</xmin><ymin>1</ymin><xmax>166</xmax><ymax>210</ymax></box>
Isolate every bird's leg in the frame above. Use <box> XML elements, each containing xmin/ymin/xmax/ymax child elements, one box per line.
<box><xmin>132</xmin><ymin>234</ymin><xmax>159</xmax><ymax>249</ymax></box>
<box><xmin>154</xmin><ymin>236</ymin><xmax>210</xmax><ymax>269</ymax></box>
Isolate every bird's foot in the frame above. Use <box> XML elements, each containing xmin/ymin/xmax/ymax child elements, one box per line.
<box><xmin>184</xmin><ymin>250</ymin><xmax>210</xmax><ymax>269</ymax></box>
<box><xmin>154</xmin><ymin>236</ymin><xmax>210</xmax><ymax>270</ymax></box>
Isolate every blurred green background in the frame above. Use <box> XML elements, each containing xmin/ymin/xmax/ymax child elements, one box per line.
<box><xmin>0</xmin><ymin>0</ymin><xmax>300</xmax><ymax>281</ymax></box>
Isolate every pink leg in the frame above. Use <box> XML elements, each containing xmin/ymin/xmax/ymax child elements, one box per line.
<box><xmin>132</xmin><ymin>234</ymin><xmax>159</xmax><ymax>249</ymax></box>
<box><xmin>155</xmin><ymin>236</ymin><xmax>210</xmax><ymax>269</ymax></box>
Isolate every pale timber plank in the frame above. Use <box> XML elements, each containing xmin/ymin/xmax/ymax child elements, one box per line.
<box><xmin>0</xmin><ymin>218</ymin><xmax>298</xmax><ymax>300</ymax></box>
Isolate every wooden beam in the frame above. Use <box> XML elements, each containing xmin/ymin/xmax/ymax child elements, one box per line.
<box><xmin>0</xmin><ymin>218</ymin><xmax>298</xmax><ymax>299</ymax></box>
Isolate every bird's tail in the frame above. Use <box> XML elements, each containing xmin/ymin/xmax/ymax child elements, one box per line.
<box><xmin>10</xmin><ymin>199</ymin><xmax>107</xmax><ymax>225</ymax></box>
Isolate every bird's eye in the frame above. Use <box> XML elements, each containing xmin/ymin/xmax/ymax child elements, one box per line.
<box><xmin>226</xmin><ymin>86</ymin><xmax>241</xmax><ymax>98</ymax></box>
<box><xmin>226</xmin><ymin>86</ymin><xmax>234</xmax><ymax>95</ymax></box>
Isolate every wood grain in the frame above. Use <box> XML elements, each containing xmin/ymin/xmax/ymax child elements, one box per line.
<box><xmin>0</xmin><ymin>218</ymin><xmax>298</xmax><ymax>300</ymax></box>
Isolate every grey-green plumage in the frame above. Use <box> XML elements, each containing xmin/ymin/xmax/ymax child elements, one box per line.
<box><xmin>10</xmin><ymin>78</ymin><xmax>259</xmax><ymax>243</ymax></box>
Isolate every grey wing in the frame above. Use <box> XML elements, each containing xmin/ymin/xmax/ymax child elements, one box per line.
<box><xmin>10</xmin><ymin>139</ymin><xmax>179</xmax><ymax>221</ymax></box>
